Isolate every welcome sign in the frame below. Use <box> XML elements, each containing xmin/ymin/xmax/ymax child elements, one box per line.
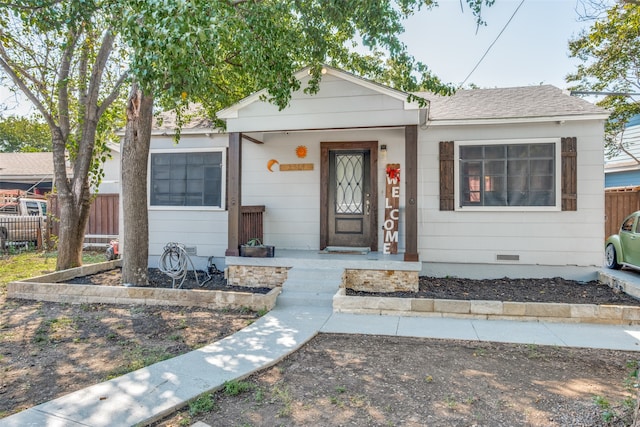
<box><xmin>383</xmin><ymin>163</ymin><xmax>400</xmax><ymax>254</ymax></box>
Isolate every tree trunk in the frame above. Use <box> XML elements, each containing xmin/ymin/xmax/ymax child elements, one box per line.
<box><xmin>53</xmin><ymin>130</ymin><xmax>93</xmax><ymax>271</ymax></box>
<box><xmin>121</xmin><ymin>83</ymin><xmax>153</xmax><ymax>286</ymax></box>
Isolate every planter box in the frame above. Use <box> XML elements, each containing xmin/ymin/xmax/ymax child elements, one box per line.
<box><xmin>240</xmin><ymin>245</ymin><xmax>275</xmax><ymax>258</ymax></box>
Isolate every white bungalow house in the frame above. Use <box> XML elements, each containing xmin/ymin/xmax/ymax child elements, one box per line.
<box><xmin>142</xmin><ymin>66</ymin><xmax>608</xmax><ymax>283</ymax></box>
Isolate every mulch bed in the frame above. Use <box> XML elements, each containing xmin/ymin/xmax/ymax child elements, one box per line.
<box><xmin>66</xmin><ymin>269</ymin><xmax>640</xmax><ymax>306</ymax></box>
<box><xmin>64</xmin><ymin>267</ymin><xmax>272</xmax><ymax>294</ymax></box>
<box><xmin>347</xmin><ymin>276</ymin><xmax>640</xmax><ymax>306</ymax></box>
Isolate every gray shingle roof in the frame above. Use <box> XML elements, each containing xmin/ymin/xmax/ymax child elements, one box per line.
<box><xmin>416</xmin><ymin>85</ymin><xmax>609</xmax><ymax>121</ymax></box>
<box><xmin>0</xmin><ymin>152</ymin><xmax>56</xmax><ymax>177</ymax></box>
<box><xmin>152</xmin><ymin>104</ymin><xmax>213</xmax><ymax>130</ymax></box>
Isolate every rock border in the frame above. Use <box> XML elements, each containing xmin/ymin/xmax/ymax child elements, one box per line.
<box><xmin>7</xmin><ymin>260</ymin><xmax>280</xmax><ymax>312</ymax></box>
<box><xmin>333</xmin><ymin>288</ymin><xmax>640</xmax><ymax>325</ymax></box>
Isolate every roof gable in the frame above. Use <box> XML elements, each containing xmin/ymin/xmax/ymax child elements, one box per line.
<box><xmin>217</xmin><ymin>65</ymin><xmax>420</xmax><ymax>120</ymax></box>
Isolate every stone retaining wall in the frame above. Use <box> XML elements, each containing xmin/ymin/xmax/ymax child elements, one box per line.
<box><xmin>8</xmin><ymin>281</ymin><xmax>280</xmax><ymax>311</ymax></box>
<box><xmin>226</xmin><ymin>265</ymin><xmax>289</xmax><ymax>288</ymax></box>
<box><xmin>333</xmin><ymin>289</ymin><xmax>640</xmax><ymax>325</ymax></box>
<box><xmin>7</xmin><ymin>261</ymin><xmax>280</xmax><ymax>312</ymax></box>
<box><xmin>343</xmin><ymin>269</ymin><xmax>418</xmax><ymax>292</ymax></box>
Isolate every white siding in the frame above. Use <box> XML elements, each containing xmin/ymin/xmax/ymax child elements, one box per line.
<box><xmin>147</xmin><ymin>133</ymin><xmax>229</xmax><ymax>263</ymax></box>
<box><xmin>417</xmin><ymin>120</ymin><xmax>606</xmax><ymax>268</ymax></box>
<box><xmin>226</xmin><ymin>74</ymin><xmax>420</xmax><ymax>132</ymax></box>
<box><xmin>96</xmin><ymin>149</ymin><xmax>120</xmax><ymax>194</ymax></box>
<box><xmin>242</xmin><ymin>128</ymin><xmax>406</xmax><ymax>250</ymax></box>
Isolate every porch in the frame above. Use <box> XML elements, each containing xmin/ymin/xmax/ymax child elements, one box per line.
<box><xmin>225</xmin><ymin>249</ymin><xmax>422</xmax><ymax>294</ymax></box>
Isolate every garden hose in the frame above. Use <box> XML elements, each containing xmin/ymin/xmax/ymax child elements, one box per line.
<box><xmin>158</xmin><ymin>242</ymin><xmax>211</xmax><ymax>288</ymax></box>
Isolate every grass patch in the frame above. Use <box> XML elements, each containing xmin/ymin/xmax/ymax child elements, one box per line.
<box><xmin>223</xmin><ymin>379</ymin><xmax>255</xmax><ymax>396</ymax></box>
<box><xmin>0</xmin><ymin>250</ymin><xmax>107</xmax><ymax>297</ymax></box>
<box><xmin>189</xmin><ymin>393</ymin><xmax>216</xmax><ymax>416</ymax></box>
<box><xmin>104</xmin><ymin>347</ymin><xmax>173</xmax><ymax>380</ymax></box>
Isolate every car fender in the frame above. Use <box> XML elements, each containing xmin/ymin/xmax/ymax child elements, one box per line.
<box><xmin>605</xmin><ymin>234</ymin><xmax>624</xmax><ymax>263</ymax></box>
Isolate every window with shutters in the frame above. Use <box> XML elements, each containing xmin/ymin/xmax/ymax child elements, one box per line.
<box><xmin>149</xmin><ymin>149</ymin><xmax>225</xmax><ymax>210</ymax></box>
<box><xmin>440</xmin><ymin>138</ymin><xmax>569</xmax><ymax>211</ymax></box>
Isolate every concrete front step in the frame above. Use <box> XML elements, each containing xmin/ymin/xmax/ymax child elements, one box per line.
<box><xmin>276</xmin><ymin>291</ymin><xmax>335</xmax><ymax>308</ymax></box>
<box><xmin>285</xmin><ymin>268</ymin><xmax>343</xmax><ymax>284</ymax></box>
<box><xmin>283</xmin><ymin>267</ymin><xmax>342</xmax><ymax>291</ymax></box>
<box><xmin>277</xmin><ymin>267</ymin><xmax>343</xmax><ymax>308</ymax></box>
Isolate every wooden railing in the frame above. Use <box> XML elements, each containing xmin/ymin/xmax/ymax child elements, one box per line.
<box><xmin>240</xmin><ymin>205</ymin><xmax>265</xmax><ymax>245</ymax></box>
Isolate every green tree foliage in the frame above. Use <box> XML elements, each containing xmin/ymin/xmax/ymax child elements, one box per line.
<box><xmin>121</xmin><ymin>0</ymin><xmax>492</xmax><ymax>118</ymax></box>
<box><xmin>568</xmin><ymin>2</ymin><xmax>640</xmax><ymax>155</ymax></box>
<box><xmin>0</xmin><ymin>115</ymin><xmax>51</xmax><ymax>152</ymax></box>
<box><xmin>0</xmin><ymin>1</ymin><xmax>128</xmax><ymax>269</ymax></box>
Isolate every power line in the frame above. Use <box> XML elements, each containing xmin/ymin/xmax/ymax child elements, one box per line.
<box><xmin>570</xmin><ymin>90</ymin><xmax>640</xmax><ymax>97</ymax></box>
<box><xmin>459</xmin><ymin>0</ymin><xmax>526</xmax><ymax>88</ymax></box>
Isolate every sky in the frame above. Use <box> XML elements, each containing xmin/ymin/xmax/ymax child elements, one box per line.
<box><xmin>0</xmin><ymin>0</ymin><xmax>596</xmax><ymax>117</ymax></box>
<box><xmin>402</xmin><ymin>0</ymin><xmax>592</xmax><ymax>89</ymax></box>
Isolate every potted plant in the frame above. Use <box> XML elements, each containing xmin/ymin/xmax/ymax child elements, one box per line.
<box><xmin>240</xmin><ymin>238</ymin><xmax>275</xmax><ymax>258</ymax></box>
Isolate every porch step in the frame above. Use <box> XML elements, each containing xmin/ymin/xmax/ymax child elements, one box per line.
<box><xmin>276</xmin><ymin>267</ymin><xmax>343</xmax><ymax>308</ymax></box>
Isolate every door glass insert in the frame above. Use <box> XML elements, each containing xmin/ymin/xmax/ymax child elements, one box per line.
<box><xmin>335</xmin><ymin>153</ymin><xmax>364</xmax><ymax>214</ymax></box>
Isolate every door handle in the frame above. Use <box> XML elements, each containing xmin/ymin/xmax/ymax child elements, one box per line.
<box><xmin>365</xmin><ymin>199</ymin><xmax>370</xmax><ymax>215</ymax></box>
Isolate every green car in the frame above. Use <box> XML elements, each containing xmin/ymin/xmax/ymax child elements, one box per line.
<box><xmin>605</xmin><ymin>211</ymin><xmax>640</xmax><ymax>269</ymax></box>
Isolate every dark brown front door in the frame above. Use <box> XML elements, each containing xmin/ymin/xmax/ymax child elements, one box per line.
<box><xmin>320</xmin><ymin>141</ymin><xmax>378</xmax><ymax>251</ymax></box>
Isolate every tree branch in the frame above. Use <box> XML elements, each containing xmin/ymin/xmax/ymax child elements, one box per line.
<box><xmin>57</xmin><ymin>28</ymin><xmax>80</xmax><ymax>144</ymax></box>
<box><xmin>97</xmin><ymin>69</ymin><xmax>129</xmax><ymax>118</ymax></box>
<box><xmin>0</xmin><ymin>46</ymin><xmax>55</xmax><ymax>127</ymax></box>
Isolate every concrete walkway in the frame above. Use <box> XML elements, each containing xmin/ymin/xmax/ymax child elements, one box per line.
<box><xmin>3</xmin><ymin>267</ymin><xmax>640</xmax><ymax>427</ymax></box>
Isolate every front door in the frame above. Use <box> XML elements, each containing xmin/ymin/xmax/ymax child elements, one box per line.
<box><xmin>320</xmin><ymin>141</ymin><xmax>378</xmax><ymax>250</ymax></box>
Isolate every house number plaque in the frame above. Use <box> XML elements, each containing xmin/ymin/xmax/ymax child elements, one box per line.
<box><xmin>383</xmin><ymin>163</ymin><xmax>400</xmax><ymax>254</ymax></box>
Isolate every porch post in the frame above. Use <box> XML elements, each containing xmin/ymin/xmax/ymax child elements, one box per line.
<box><xmin>226</xmin><ymin>132</ymin><xmax>242</xmax><ymax>256</ymax></box>
<box><xmin>404</xmin><ymin>125</ymin><xmax>419</xmax><ymax>261</ymax></box>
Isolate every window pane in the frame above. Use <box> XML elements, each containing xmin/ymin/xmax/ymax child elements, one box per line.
<box><xmin>508</xmin><ymin>160</ymin><xmax>528</xmax><ymax>175</ymax></box>
<box><xmin>484</xmin><ymin>145</ymin><xmax>505</xmax><ymax>159</ymax></box>
<box><xmin>150</xmin><ymin>152</ymin><xmax>222</xmax><ymax>207</ymax></box>
<box><xmin>531</xmin><ymin>159</ymin><xmax>553</xmax><ymax>175</ymax></box>
<box><xmin>507</xmin><ymin>175</ymin><xmax>528</xmax><ymax>191</ymax></box>
<box><xmin>530</xmin><ymin>143</ymin><xmax>554</xmax><ymax>157</ymax></box>
<box><xmin>485</xmin><ymin>160</ymin><xmax>505</xmax><ymax>175</ymax></box>
<box><xmin>508</xmin><ymin>145</ymin><xmax>528</xmax><ymax>158</ymax></box>
<box><xmin>458</xmin><ymin>142</ymin><xmax>556</xmax><ymax>207</ymax></box>
<box><xmin>531</xmin><ymin>176</ymin><xmax>554</xmax><ymax>191</ymax></box>
<box><xmin>460</xmin><ymin>146</ymin><xmax>482</xmax><ymax>159</ymax></box>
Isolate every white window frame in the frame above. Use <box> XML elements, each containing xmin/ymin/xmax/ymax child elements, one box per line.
<box><xmin>454</xmin><ymin>138</ymin><xmax>562</xmax><ymax>212</ymax></box>
<box><xmin>148</xmin><ymin>147</ymin><xmax>226</xmax><ymax>211</ymax></box>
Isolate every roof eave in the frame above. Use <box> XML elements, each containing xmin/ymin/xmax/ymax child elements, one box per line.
<box><xmin>427</xmin><ymin>114</ymin><xmax>610</xmax><ymax>126</ymax></box>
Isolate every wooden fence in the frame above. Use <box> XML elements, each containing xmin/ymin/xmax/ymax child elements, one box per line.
<box><xmin>49</xmin><ymin>193</ymin><xmax>120</xmax><ymax>246</ymax></box>
<box><xmin>605</xmin><ymin>186</ymin><xmax>640</xmax><ymax>239</ymax></box>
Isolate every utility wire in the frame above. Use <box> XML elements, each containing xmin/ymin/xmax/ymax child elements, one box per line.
<box><xmin>459</xmin><ymin>0</ymin><xmax>526</xmax><ymax>88</ymax></box>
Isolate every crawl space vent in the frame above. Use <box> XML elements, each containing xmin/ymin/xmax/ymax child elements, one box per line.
<box><xmin>184</xmin><ymin>246</ymin><xmax>197</xmax><ymax>256</ymax></box>
<box><xmin>496</xmin><ymin>254</ymin><xmax>519</xmax><ymax>261</ymax></box>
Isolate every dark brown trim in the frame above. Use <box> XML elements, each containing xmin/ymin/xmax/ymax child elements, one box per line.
<box><xmin>226</xmin><ymin>132</ymin><xmax>242</xmax><ymax>256</ymax></box>
<box><xmin>242</xmin><ymin>134</ymin><xmax>264</xmax><ymax>144</ymax></box>
<box><xmin>320</xmin><ymin>141</ymin><xmax>378</xmax><ymax>251</ymax></box>
<box><xmin>439</xmin><ymin>141</ymin><xmax>455</xmax><ymax>211</ymax></box>
<box><xmin>404</xmin><ymin>125</ymin><xmax>419</xmax><ymax>262</ymax></box>
<box><xmin>320</xmin><ymin>145</ymin><xmax>329</xmax><ymax>250</ymax></box>
<box><xmin>561</xmin><ymin>137</ymin><xmax>577</xmax><ymax>211</ymax></box>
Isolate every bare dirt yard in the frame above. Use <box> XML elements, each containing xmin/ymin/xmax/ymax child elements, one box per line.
<box><xmin>2</xmin><ymin>268</ymin><xmax>640</xmax><ymax>426</ymax></box>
